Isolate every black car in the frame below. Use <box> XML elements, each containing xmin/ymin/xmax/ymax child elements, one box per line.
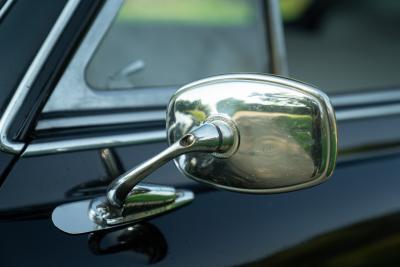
<box><xmin>1</xmin><ymin>0</ymin><xmax>400</xmax><ymax>266</ymax></box>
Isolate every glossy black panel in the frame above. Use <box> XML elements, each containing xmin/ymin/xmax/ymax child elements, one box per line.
<box><xmin>2</xmin><ymin>113</ymin><xmax>400</xmax><ymax>210</ymax></box>
<box><xmin>0</xmin><ymin>150</ymin><xmax>107</xmax><ymax>211</ymax></box>
<box><xmin>0</xmin><ymin>143</ymin><xmax>189</xmax><ymax>212</ymax></box>
<box><xmin>0</xmin><ymin>152</ymin><xmax>16</xmax><ymax>185</ymax></box>
<box><xmin>88</xmin><ymin>223</ymin><xmax>168</xmax><ymax>262</ymax></box>
<box><xmin>246</xmin><ymin>211</ymin><xmax>400</xmax><ymax>266</ymax></box>
<box><xmin>0</xmin><ymin>0</ymin><xmax>66</xmax><ymax>115</ymax></box>
<box><xmin>1</xmin><ymin>155</ymin><xmax>400</xmax><ymax>266</ymax></box>
<box><xmin>116</xmin><ymin>143</ymin><xmax>188</xmax><ymax>186</ymax></box>
<box><xmin>14</xmin><ymin>112</ymin><xmax>395</xmax><ymax>210</ymax></box>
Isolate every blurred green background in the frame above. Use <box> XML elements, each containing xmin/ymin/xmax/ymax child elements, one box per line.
<box><xmin>86</xmin><ymin>0</ymin><xmax>400</xmax><ymax>94</ymax></box>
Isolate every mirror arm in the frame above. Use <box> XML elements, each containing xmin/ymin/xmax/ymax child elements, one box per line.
<box><xmin>106</xmin><ymin>119</ymin><xmax>237</xmax><ymax>208</ymax></box>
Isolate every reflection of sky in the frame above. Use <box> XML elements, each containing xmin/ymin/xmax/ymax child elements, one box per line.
<box><xmin>179</xmin><ymin>80</ymin><xmax>309</xmax><ymax>114</ymax></box>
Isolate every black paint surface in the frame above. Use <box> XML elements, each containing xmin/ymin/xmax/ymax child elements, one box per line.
<box><xmin>1</xmin><ymin>142</ymin><xmax>400</xmax><ymax>266</ymax></box>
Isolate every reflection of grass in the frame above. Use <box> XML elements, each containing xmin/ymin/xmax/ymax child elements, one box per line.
<box><xmin>187</xmin><ymin>109</ymin><xmax>207</xmax><ymax>122</ymax></box>
<box><xmin>280</xmin><ymin>0</ymin><xmax>312</xmax><ymax>22</ymax></box>
<box><xmin>117</xmin><ymin>0</ymin><xmax>254</xmax><ymax>26</ymax></box>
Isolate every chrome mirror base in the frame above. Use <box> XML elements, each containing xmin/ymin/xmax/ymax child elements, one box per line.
<box><xmin>52</xmin><ymin>183</ymin><xmax>193</xmax><ymax>235</ymax></box>
<box><xmin>52</xmin><ymin>119</ymin><xmax>235</xmax><ymax>235</ymax></box>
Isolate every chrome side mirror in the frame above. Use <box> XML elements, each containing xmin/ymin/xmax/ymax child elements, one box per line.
<box><xmin>167</xmin><ymin>74</ymin><xmax>337</xmax><ymax>193</ymax></box>
<box><xmin>53</xmin><ymin>74</ymin><xmax>337</xmax><ymax>234</ymax></box>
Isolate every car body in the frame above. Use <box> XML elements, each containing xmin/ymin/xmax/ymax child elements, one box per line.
<box><xmin>1</xmin><ymin>0</ymin><xmax>400</xmax><ymax>266</ymax></box>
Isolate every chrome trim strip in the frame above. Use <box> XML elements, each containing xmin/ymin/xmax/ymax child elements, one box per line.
<box><xmin>0</xmin><ymin>0</ymin><xmax>80</xmax><ymax>154</ymax></box>
<box><xmin>0</xmin><ymin>0</ymin><xmax>14</xmax><ymax>21</ymax></box>
<box><xmin>36</xmin><ymin>89</ymin><xmax>400</xmax><ymax>131</ymax></box>
<box><xmin>25</xmin><ymin>93</ymin><xmax>400</xmax><ymax>156</ymax></box>
<box><xmin>36</xmin><ymin>110</ymin><xmax>165</xmax><ymax>131</ymax></box>
<box><xmin>335</xmin><ymin>103</ymin><xmax>400</xmax><ymax>121</ymax></box>
<box><xmin>23</xmin><ymin>130</ymin><xmax>165</xmax><ymax>157</ymax></box>
<box><xmin>266</xmin><ymin>0</ymin><xmax>288</xmax><ymax>76</ymax></box>
<box><xmin>332</xmin><ymin>89</ymin><xmax>400</xmax><ymax>107</ymax></box>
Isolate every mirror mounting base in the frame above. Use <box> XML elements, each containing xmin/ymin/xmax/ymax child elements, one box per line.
<box><xmin>52</xmin><ymin>119</ymin><xmax>235</xmax><ymax>235</ymax></box>
<box><xmin>52</xmin><ymin>183</ymin><xmax>193</xmax><ymax>235</ymax></box>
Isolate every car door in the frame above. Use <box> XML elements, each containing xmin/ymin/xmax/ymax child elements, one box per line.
<box><xmin>1</xmin><ymin>0</ymin><xmax>400</xmax><ymax>266</ymax></box>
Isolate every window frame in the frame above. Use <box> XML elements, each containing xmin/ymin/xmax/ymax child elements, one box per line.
<box><xmin>0</xmin><ymin>0</ymin><xmax>79</xmax><ymax>155</ymax></box>
<box><xmin>43</xmin><ymin>0</ymin><xmax>270</xmax><ymax>113</ymax></box>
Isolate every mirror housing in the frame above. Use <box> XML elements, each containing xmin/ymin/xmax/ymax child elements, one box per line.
<box><xmin>167</xmin><ymin>74</ymin><xmax>337</xmax><ymax>193</ymax></box>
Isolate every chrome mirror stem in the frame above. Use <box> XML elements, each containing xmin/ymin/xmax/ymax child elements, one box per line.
<box><xmin>52</xmin><ymin>118</ymin><xmax>238</xmax><ymax>234</ymax></box>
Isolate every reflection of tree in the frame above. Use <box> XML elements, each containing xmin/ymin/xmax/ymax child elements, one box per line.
<box><xmin>175</xmin><ymin>99</ymin><xmax>211</xmax><ymax>122</ymax></box>
<box><xmin>216</xmin><ymin>93</ymin><xmax>312</xmax><ymax>115</ymax></box>
<box><xmin>170</xmin><ymin>99</ymin><xmax>212</xmax><ymax>140</ymax></box>
<box><xmin>249</xmin><ymin>92</ymin><xmax>312</xmax><ymax>115</ymax></box>
<box><xmin>216</xmin><ymin>97</ymin><xmax>245</xmax><ymax>114</ymax></box>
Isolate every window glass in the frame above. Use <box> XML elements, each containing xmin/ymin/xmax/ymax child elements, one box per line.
<box><xmin>86</xmin><ymin>0</ymin><xmax>267</xmax><ymax>90</ymax></box>
<box><xmin>282</xmin><ymin>0</ymin><xmax>400</xmax><ymax>94</ymax></box>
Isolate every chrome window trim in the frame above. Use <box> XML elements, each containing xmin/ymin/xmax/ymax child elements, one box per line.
<box><xmin>35</xmin><ymin>88</ymin><xmax>400</xmax><ymax>131</ymax></box>
<box><xmin>24</xmin><ymin>94</ymin><xmax>400</xmax><ymax>157</ymax></box>
<box><xmin>335</xmin><ymin>102</ymin><xmax>400</xmax><ymax>121</ymax></box>
<box><xmin>0</xmin><ymin>0</ymin><xmax>81</xmax><ymax>154</ymax></box>
<box><xmin>0</xmin><ymin>0</ymin><xmax>14</xmax><ymax>21</ymax></box>
<box><xmin>23</xmin><ymin>99</ymin><xmax>400</xmax><ymax>157</ymax></box>
<box><xmin>332</xmin><ymin>90</ymin><xmax>400</xmax><ymax>107</ymax></box>
<box><xmin>23</xmin><ymin>130</ymin><xmax>165</xmax><ymax>157</ymax></box>
<box><xmin>36</xmin><ymin>110</ymin><xmax>165</xmax><ymax>131</ymax></box>
<box><xmin>266</xmin><ymin>0</ymin><xmax>288</xmax><ymax>76</ymax></box>
<box><xmin>43</xmin><ymin>0</ymin><xmax>175</xmax><ymax>113</ymax></box>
